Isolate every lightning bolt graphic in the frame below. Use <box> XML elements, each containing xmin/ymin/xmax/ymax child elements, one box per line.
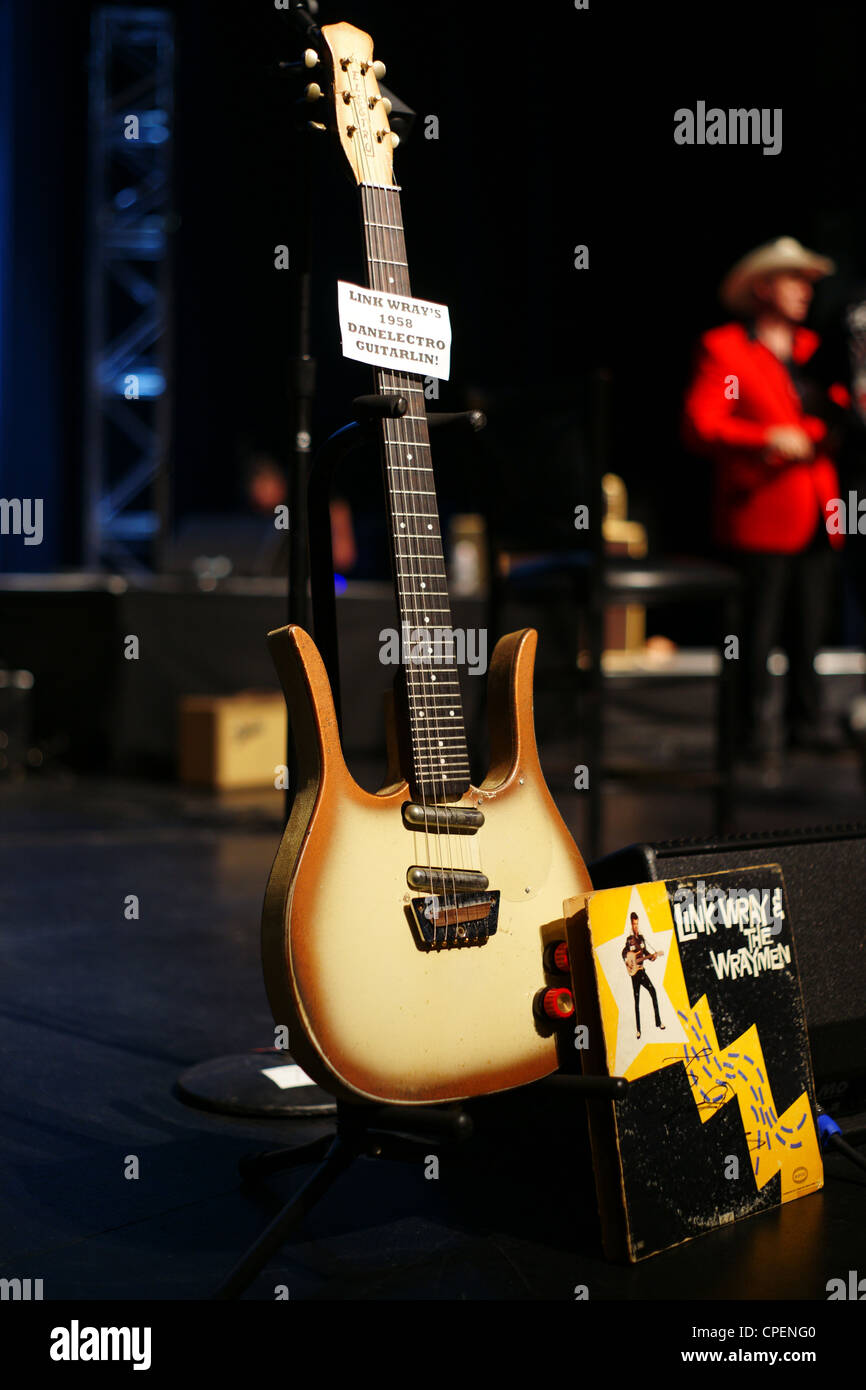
<box><xmin>677</xmin><ymin>999</ymin><xmax>818</xmax><ymax>1193</ymax></box>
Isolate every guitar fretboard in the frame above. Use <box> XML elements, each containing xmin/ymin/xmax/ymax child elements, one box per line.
<box><xmin>359</xmin><ymin>182</ymin><xmax>470</xmax><ymax>802</ymax></box>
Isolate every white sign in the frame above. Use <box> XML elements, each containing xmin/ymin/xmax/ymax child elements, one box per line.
<box><xmin>261</xmin><ymin>1063</ymin><xmax>316</xmax><ymax>1090</ymax></box>
<box><xmin>337</xmin><ymin>280</ymin><xmax>451</xmax><ymax>380</ymax></box>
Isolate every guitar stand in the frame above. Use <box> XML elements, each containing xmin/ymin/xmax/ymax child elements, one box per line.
<box><xmin>212</xmin><ymin>1074</ymin><xmax>626</xmax><ymax>1300</ymax></box>
<box><xmin>212</xmin><ymin>1099</ymin><xmax>470</xmax><ymax>1300</ymax></box>
<box><xmin>211</xmin><ymin>402</ymin><xmax>627</xmax><ymax>1297</ymax></box>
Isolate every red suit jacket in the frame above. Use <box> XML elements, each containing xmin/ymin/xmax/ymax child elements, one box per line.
<box><xmin>682</xmin><ymin>322</ymin><xmax>841</xmax><ymax>553</ymax></box>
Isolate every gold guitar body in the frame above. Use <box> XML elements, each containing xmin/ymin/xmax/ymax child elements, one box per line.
<box><xmin>262</xmin><ymin>622</ymin><xmax>592</xmax><ymax>1105</ymax></box>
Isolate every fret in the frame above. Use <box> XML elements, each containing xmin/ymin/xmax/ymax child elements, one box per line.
<box><xmin>394</xmin><ymin>583</ymin><xmax>449</xmax><ymax>592</ymax></box>
<box><xmin>406</xmin><ymin>694</ymin><xmax>465</xmax><ymax>703</ymax></box>
<box><xmin>404</xmin><ymin>729</ymin><xmax>467</xmax><ymax>737</ymax></box>
<box><xmin>410</xmin><ymin>746</ymin><xmax>470</xmax><ymax>753</ymax></box>
<box><xmin>409</xmin><ymin>768</ymin><xmax>471</xmax><ymax>777</ymax></box>
<box><xmin>407</xmin><ymin>733</ymin><xmax>468</xmax><ymax>740</ymax></box>
<box><xmin>408</xmin><ymin>731</ymin><xmax>466</xmax><ymax>737</ymax></box>
<box><xmin>403</xmin><ymin>678</ymin><xmax>464</xmax><ymax>686</ymax></box>
<box><xmin>412</xmin><ymin>772</ymin><xmax>472</xmax><ymax>781</ymax></box>
<box><xmin>409</xmin><ymin>754</ymin><xmax>470</xmax><ymax>760</ymax></box>
<box><xmin>410</xmin><ymin>708</ymin><xmax>463</xmax><ymax>716</ymax></box>
<box><xmin>403</xmin><ymin>655</ymin><xmax>462</xmax><ymax>664</ymax></box>
<box><xmin>409</xmin><ymin>740</ymin><xmax>467</xmax><ymax>747</ymax></box>
<box><xmin>394</xmin><ymin>581</ymin><xmax>449</xmax><ymax>591</ymax></box>
<box><xmin>412</xmin><ymin>763</ymin><xmax>472</xmax><ymax>773</ymax></box>
<box><xmin>407</xmin><ymin>741</ymin><xmax>468</xmax><ymax>749</ymax></box>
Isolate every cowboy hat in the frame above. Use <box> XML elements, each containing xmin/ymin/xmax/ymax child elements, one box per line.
<box><xmin>719</xmin><ymin>236</ymin><xmax>835</xmax><ymax>315</ymax></box>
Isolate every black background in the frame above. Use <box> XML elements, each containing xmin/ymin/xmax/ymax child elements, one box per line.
<box><xmin>3</xmin><ymin>0</ymin><xmax>866</xmax><ymax>592</ymax></box>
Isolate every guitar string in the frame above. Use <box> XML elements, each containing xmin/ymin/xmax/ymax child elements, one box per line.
<box><xmin>368</xmin><ymin>188</ymin><xmax>441</xmax><ymax>938</ymax></box>
<box><xmin>350</xmin><ymin>89</ymin><xmax>446</xmax><ymax>940</ymax></box>
<box><xmin>355</xmin><ymin>80</ymin><xmax>462</xmax><ymax>935</ymax></box>
<box><xmin>353</xmin><ymin>127</ymin><xmax>435</xmax><ymax>934</ymax></box>
<box><xmin>376</xmin><ymin>178</ymin><xmax>468</xmax><ymax>927</ymax></box>
<box><xmin>373</xmin><ymin>179</ymin><xmax>461</xmax><ymax>935</ymax></box>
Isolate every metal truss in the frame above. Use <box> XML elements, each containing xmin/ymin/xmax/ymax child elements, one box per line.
<box><xmin>84</xmin><ymin>6</ymin><xmax>174</xmax><ymax>571</ymax></box>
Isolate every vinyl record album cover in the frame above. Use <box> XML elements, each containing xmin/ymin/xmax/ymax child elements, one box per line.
<box><xmin>571</xmin><ymin>865</ymin><xmax>823</xmax><ymax>1261</ymax></box>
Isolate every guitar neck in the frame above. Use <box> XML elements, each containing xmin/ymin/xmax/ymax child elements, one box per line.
<box><xmin>359</xmin><ymin>182</ymin><xmax>470</xmax><ymax>803</ymax></box>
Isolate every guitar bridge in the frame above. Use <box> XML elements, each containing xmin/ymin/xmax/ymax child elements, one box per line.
<box><xmin>409</xmin><ymin>890</ymin><xmax>500</xmax><ymax>949</ymax></box>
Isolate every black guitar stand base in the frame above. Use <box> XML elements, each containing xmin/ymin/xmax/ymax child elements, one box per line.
<box><xmin>212</xmin><ymin>1099</ymin><xmax>472</xmax><ymax>1300</ymax></box>
<box><xmin>212</xmin><ymin>1075</ymin><xmax>625</xmax><ymax>1300</ymax></box>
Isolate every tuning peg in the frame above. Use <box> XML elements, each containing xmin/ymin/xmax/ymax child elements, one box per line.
<box><xmin>390</xmin><ymin>131</ymin><xmax>400</xmax><ymax>148</ymax></box>
<box><xmin>372</xmin><ymin>60</ymin><xmax>386</xmax><ymax>79</ymax></box>
<box><xmin>273</xmin><ymin>48</ymin><xmax>322</xmax><ymax>77</ymax></box>
<box><xmin>308</xmin><ymin>121</ymin><xmax>327</xmax><ymax>132</ymax></box>
<box><xmin>381</xmin><ymin>98</ymin><xmax>392</xmax><ymax>115</ymax></box>
<box><xmin>304</xmin><ymin>82</ymin><xmax>323</xmax><ymax>101</ymax></box>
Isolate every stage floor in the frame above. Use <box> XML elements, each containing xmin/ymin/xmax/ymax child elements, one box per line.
<box><xmin>1</xmin><ymin>760</ymin><xmax>864</xmax><ymax>1301</ymax></box>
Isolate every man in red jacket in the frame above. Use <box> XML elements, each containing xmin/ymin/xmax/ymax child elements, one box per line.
<box><xmin>683</xmin><ymin>236</ymin><xmax>842</xmax><ymax>758</ymax></box>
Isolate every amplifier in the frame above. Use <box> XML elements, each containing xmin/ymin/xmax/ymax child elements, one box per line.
<box><xmin>590</xmin><ymin>824</ymin><xmax>866</xmax><ymax>1117</ymax></box>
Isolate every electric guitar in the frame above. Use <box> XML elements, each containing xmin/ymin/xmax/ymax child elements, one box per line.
<box><xmin>262</xmin><ymin>20</ymin><xmax>592</xmax><ymax>1105</ymax></box>
<box><xmin>625</xmin><ymin>948</ymin><xmax>664</xmax><ymax>977</ymax></box>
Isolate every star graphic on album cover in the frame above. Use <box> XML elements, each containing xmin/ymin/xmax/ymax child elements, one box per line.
<box><xmin>593</xmin><ymin>886</ymin><xmax>688</xmax><ymax>1076</ymax></box>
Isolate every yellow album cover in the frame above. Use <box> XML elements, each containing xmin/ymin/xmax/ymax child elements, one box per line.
<box><xmin>578</xmin><ymin>865</ymin><xmax>822</xmax><ymax>1260</ymax></box>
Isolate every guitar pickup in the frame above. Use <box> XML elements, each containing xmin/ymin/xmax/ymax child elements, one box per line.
<box><xmin>409</xmin><ymin>890</ymin><xmax>500</xmax><ymax>949</ymax></box>
<box><xmin>402</xmin><ymin>802</ymin><xmax>484</xmax><ymax>834</ymax></box>
<box><xmin>407</xmin><ymin>866</ymin><xmax>489</xmax><ymax>892</ymax></box>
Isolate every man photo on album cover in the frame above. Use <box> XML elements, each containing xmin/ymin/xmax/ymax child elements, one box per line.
<box><xmin>623</xmin><ymin>912</ymin><xmax>667</xmax><ymax>1039</ymax></box>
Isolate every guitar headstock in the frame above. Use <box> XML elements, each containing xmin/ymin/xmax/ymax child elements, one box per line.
<box><xmin>306</xmin><ymin>22</ymin><xmax>398</xmax><ymax>186</ymax></box>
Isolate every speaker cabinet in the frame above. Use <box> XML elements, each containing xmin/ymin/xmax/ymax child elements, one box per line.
<box><xmin>590</xmin><ymin>824</ymin><xmax>866</xmax><ymax>1117</ymax></box>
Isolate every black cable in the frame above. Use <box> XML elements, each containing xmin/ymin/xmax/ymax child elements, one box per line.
<box><xmin>817</xmin><ymin>1104</ymin><xmax>866</xmax><ymax>1175</ymax></box>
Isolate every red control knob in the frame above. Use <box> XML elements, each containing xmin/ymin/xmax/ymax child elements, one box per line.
<box><xmin>540</xmin><ymin>987</ymin><xmax>574</xmax><ymax>1021</ymax></box>
<box><xmin>543</xmin><ymin>939</ymin><xmax>570</xmax><ymax>974</ymax></box>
